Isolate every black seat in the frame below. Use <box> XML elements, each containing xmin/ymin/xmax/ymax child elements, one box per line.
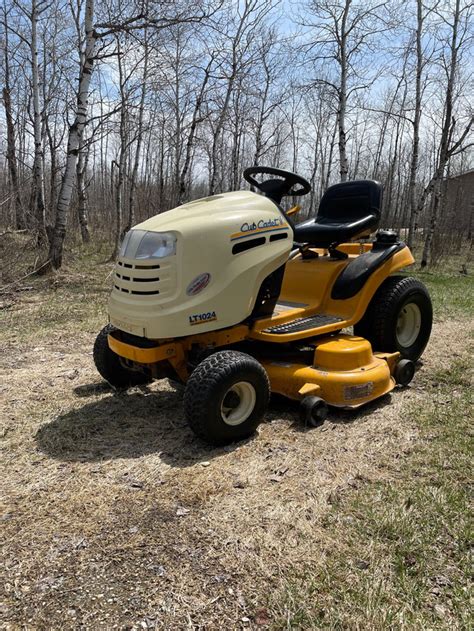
<box><xmin>293</xmin><ymin>180</ymin><xmax>382</xmax><ymax>248</ymax></box>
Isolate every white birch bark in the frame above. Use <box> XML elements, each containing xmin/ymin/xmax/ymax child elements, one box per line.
<box><xmin>407</xmin><ymin>0</ymin><xmax>424</xmax><ymax>248</ymax></box>
<box><xmin>178</xmin><ymin>55</ymin><xmax>213</xmax><ymax>204</ymax></box>
<box><xmin>2</xmin><ymin>1</ymin><xmax>24</xmax><ymax>229</ymax></box>
<box><xmin>337</xmin><ymin>0</ymin><xmax>350</xmax><ymax>182</ymax></box>
<box><xmin>421</xmin><ymin>0</ymin><xmax>464</xmax><ymax>267</ymax></box>
<box><xmin>76</xmin><ymin>141</ymin><xmax>90</xmax><ymax>243</ymax></box>
<box><xmin>125</xmin><ymin>33</ymin><xmax>149</xmax><ymax>233</ymax></box>
<box><xmin>30</xmin><ymin>0</ymin><xmax>46</xmax><ymax>243</ymax></box>
<box><xmin>46</xmin><ymin>0</ymin><xmax>96</xmax><ymax>269</ymax></box>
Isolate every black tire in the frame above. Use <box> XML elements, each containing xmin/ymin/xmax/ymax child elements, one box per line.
<box><xmin>183</xmin><ymin>350</ymin><xmax>270</xmax><ymax>445</ymax></box>
<box><xmin>93</xmin><ymin>325</ymin><xmax>152</xmax><ymax>388</ymax></box>
<box><xmin>394</xmin><ymin>359</ymin><xmax>416</xmax><ymax>386</ymax></box>
<box><xmin>299</xmin><ymin>396</ymin><xmax>328</xmax><ymax>427</ymax></box>
<box><xmin>354</xmin><ymin>276</ymin><xmax>432</xmax><ymax>361</ymax></box>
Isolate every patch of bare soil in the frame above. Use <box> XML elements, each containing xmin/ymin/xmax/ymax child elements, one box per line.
<box><xmin>1</xmin><ymin>321</ymin><xmax>471</xmax><ymax>629</ymax></box>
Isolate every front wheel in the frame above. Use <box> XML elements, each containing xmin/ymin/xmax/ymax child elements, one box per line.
<box><xmin>93</xmin><ymin>325</ymin><xmax>152</xmax><ymax>388</ymax></box>
<box><xmin>184</xmin><ymin>350</ymin><xmax>270</xmax><ymax>445</ymax></box>
<box><xmin>354</xmin><ymin>276</ymin><xmax>432</xmax><ymax>361</ymax></box>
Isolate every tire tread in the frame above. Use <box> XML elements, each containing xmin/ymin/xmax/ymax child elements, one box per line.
<box><xmin>184</xmin><ymin>350</ymin><xmax>270</xmax><ymax>445</ymax></box>
<box><xmin>93</xmin><ymin>324</ymin><xmax>151</xmax><ymax>388</ymax></box>
<box><xmin>354</xmin><ymin>276</ymin><xmax>432</xmax><ymax>360</ymax></box>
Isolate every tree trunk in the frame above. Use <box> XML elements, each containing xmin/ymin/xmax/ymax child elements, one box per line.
<box><xmin>2</xmin><ymin>84</ymin><xmax>24</xmax><ymax>229</ymax></box>
<box><xmin>324</xmin><ymin>118</ymin><xmax>338</xmax><ymax>193</ymax></box>
<box><xmin>209</xmin><ymin>70</ymin><xmax>236</xmax><ymax>196</ymax></box>
<box><xmin>44</xmin><ymin>0</ymin><xmax>96</xmax><ymax>270</ymax></box>
<box><xmin>421</xmin><ymin>181</ymin><xmax>441</xmax><ymax>267</ymax></box>
<box><xmin>178</xmin><ymin>57</ymin><xmax>213</xmax><ymax>204</ymax></box>
<box><xmin>30</xmin><ymin>0</ymin><xmax>47</xmax><ymax>244</ymax></box>
<box><xmin>2</xmin><ymin>4</ymin><xmax>25</xmax><ymax>230</ymax></box>
<box><xmin>76</xmin><ymin>140</ymin><xmax>90</xmax><ymax>243</ymax></box>
<box><xmin>124</xmin><ymin>31</ymin><xmax>149</xmax><ymax>233</ymax></box>
<box><xmin>337</xmin><ymin>0</ymin><xmax>350</xmax><ymax>182</ymax></box>
<box><xmin>111</xmin><ymin>157</ymin><xmax>124</xmax><ymax>259</ymax></box>
<box><xmin>110</xmin><ymin>36</ymin><xmax>128</xmax><ymax>260</ymax></box>
<box><xmin>421</xmin><ymin>0</ymin><xmax>461</xmax><ymax>266</ymax></box>
<box><xmin>407</xmin><ymin>0</ymin><xmax>424</xmax><ymax>248</ymax></box>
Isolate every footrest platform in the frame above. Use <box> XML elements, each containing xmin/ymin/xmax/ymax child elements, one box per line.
<box><xmin>263</xmin><ymin>314</ymin><xmax>343</xmax><ymax>334</ymax></box>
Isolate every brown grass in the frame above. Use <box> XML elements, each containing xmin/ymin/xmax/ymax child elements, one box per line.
<box><xmin>1</xmin><ymin>244</ymin><xmax>473</xmax><ymax>629</ymax></box>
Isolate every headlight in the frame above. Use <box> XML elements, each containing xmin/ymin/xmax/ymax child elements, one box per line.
<box><xmin>136</xmin><ymin>231</ymin><xmax>176</xmax><ymax>259</ymax></box>
<box><xmin>120</xmin><ymin>230</ymin><xmax>177</xmax><ymax>259</ymax></box>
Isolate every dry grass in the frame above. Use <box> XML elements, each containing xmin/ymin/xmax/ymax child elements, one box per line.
<box><xmin>1</xmin><ymin>241</ymin><xmax>473</xmax><ymax>629</ymax></box>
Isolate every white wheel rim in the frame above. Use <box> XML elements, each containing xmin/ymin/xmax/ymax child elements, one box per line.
<box><xmin>396</xmin><ymin>303</ymin><xmax>421</xmax><ymax>347</ymax></box>
<box><xmin>220</xmin><ymin>381</ymin><xmax>256</xmax><ymax>426</ymax></box>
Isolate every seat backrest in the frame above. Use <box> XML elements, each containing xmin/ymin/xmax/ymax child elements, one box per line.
<box><xmin>317</xmin><ymin>180</ymin><xmax>382</xmax><ymax>222</ymax></box>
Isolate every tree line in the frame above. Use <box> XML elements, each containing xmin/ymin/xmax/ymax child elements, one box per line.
<box><xmin>1</xmin><ymin>0</ymin><xmax>473</xmax><ymax>271</ymax></box>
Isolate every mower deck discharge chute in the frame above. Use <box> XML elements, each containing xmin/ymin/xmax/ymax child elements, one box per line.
<box><xmin>94</xmin><ymin>166</ymin><xmax>432</xmax><ymax>445</ymax></box>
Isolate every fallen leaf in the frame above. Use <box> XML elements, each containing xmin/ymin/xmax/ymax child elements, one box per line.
<box><xmin>255</xmin><ymin>608</ymin><xmax>271</xmax><ymax>625</ymax></box>
<box><xmin>354</xmin><ymin>559</ymin><xmax>370</xmax><ymax>570</ymax></box>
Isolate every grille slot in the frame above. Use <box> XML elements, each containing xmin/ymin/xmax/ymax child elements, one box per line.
<box><xmin>133</xmin><ymin>276</ymin><xmax>160</xmax><ymax>282</ymax></box>
<box><xmin>116</xmin><ymin>273</ymin><xmax>160</xmax><ymax>282</ymax></box>
<box><xmin>113</xmin><ymin>257</ymin><xmax>175</xmax><ymax>299</ymax></box>
<box><xmin>135</xmin><ymin>264</ymin><xmax>160</xmax><ymax>270</ymax></box>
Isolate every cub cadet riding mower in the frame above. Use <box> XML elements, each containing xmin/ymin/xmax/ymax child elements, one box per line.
<box><xmin>94</xmin><ymin>166</ymin><xmax>432</xmax><ymax>445</ymax></box>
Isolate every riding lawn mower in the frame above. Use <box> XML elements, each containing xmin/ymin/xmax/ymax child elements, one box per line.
<box><xmin>93</xmin><ymin>166</ymin><xmax>432</xmax><ymax>445</ymax></box>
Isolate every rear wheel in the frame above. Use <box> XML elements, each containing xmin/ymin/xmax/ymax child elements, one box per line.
<box><xmin>93</xmin><ymin>325</ymin><xmax>152</xmax><ymax>388</ymax></box>
<box><xmin>184</xmin><ymin>350</ymin><xmax>270</xmax><ymax>445</ymax></box>
<box><xmin>354</xmin><ymin>276</ymin><xmax>432</xmax><ymax>361</ymax></box>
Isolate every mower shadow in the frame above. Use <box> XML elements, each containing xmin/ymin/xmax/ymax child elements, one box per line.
<box><xmin>325</xmin><ymin>392</ymin><xmax>394</xmax><ymax>425</ymax></box>
<box><xmin>73</xmin><ymin>382</ymin><xmax>113</xmax><ymax>397</ymax></box>
<box><xmin>35</xmin><ymin>386</ymin><xmax>251</xmax><ymax>467</ymax></box>
<box><xmin>36</xmin><ymin>380</ymin><xmax>399</xmax><ymax>466</ymax></box>
<box><xmin>270</xmin><ymin>389</ymin><xmax>395</xmax><ymax>433</ymax></box>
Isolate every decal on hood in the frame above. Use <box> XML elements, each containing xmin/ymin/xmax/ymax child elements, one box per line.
<box><xmin>231</xmin><ymin>217</ymin><xmax>289</xmax><ymax>241</ymax></box>
<box><xmin>189</xmin><ymin>311</ymin><xmax>217</xmax><ymax>325</ymax></box>
<box><xmin>186</xmin><ymin>273</ymin><xmax>211</xmax><ymax>296</ymax></box>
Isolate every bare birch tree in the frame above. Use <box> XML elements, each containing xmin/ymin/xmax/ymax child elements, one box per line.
<box><xmin>12</xmin><ymin>0</ymin><xmax>50</xmax><ymax>242</ymax></box>
<box><xmin>43</xmin><ymin>0</ymin><xmax>222</xmax><ymax>270</ymax></box>
<box><xmin>302</xmin><ymin>0</ymin><xmax>390</xmax><ymax>182</ymax></box>
<box><xmin>420</xmin><ymin>0</ymin><xmax>473</xmax><ymax>266</ymax></box>
<box><xmin>44</xmin><ymin>0</ymin><xmax>96</xmax><ymax>269</ymax></box>
<box><xmin>1</xmin><ymin>0</ymin><xmax>24</xmax><ymax>229</ymax></box>
<box><xmin>406</xmin><ymin>0</ymin><xmax>439</xmax><ymax>248</ymax></box>
<box><xmin>208</xmin><ymin>0</ymin><xmax>274</xmax><ymax>195</ymax></box>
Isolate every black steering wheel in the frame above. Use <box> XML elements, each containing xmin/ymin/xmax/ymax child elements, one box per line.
<box><xmin>243</xmin><ymin>166</ymin><xmax>311</xmax><ymax>204</ymax></box>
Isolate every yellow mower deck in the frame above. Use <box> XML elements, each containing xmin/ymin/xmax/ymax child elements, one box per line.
<box><xmin>260</xmin><ymin>336</ymin><xmax>399</xmax><ymax>408</ymax></box>
<box><xmin>108</xmin><ymin>333</ymin><xmax>399</xmax><ymax>410</ymax></box>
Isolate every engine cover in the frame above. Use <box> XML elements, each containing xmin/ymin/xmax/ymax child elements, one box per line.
<box><xmin>108</xmin><ymin>191</ymin><xmax>293</xmax><ymax>338</ymax></box>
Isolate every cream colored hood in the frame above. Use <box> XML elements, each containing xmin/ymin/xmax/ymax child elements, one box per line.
<box><xmin>108</xmin><ymin>190</ymin><xmax>293</xmax><ymax>338</ymax></box>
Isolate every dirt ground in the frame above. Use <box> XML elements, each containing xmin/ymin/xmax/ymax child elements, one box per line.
<box><xmin>1</xmin><ymin>305</ymin><xmax>472</xmax><ymax>629</ymax></box>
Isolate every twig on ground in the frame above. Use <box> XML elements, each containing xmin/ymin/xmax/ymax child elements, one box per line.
<box><xmin>0</xmin><ymin>260</ymin><xmax>51</xmax><ymax>294</ymax></box>
<box><xmin>0</xmin><ymin>229</ymin><xmax>28</xmax><ymax>237</ymax></box>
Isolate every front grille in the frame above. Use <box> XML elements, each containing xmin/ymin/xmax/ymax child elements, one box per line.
<box><xmin>113</xmin><ymin>258</ymin><xmax>176</xmax><ymax>298</ymax></box>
